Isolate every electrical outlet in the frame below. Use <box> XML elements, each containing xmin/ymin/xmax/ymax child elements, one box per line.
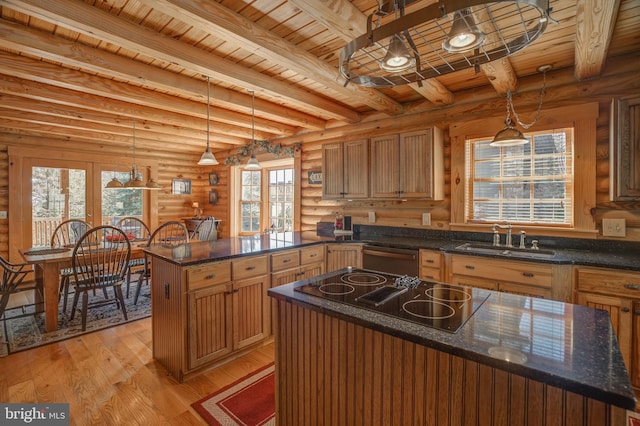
<box><xmin>602</xmin><ymin>218</ymin><xmax>626</xmax><ymax>237</ymax></box>
<box><xmin>422</xmin><ymin>212</ymin><xmax>431</xmax><ymax>226</ymax></box>
<box><xmin>368</xmin><ymin>211</ymin><xmax>376</xmax><ymax>223</ymax></box>
<box><xmin>0</xmin><ymin>211</ymin><xmax>7</xmax><ymax>219</ymax></box>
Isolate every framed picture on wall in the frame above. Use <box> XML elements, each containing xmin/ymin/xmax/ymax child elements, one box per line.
<box><xmin>209</xmin><ymin>190</ymin><xmax>218</xmax><ymax>205</ymax></box>
<box><xmin>172</xmin><ymin>179</ymin><xmax>192</xmax><ymax>195</ymax></box>
<box><xmin>209</xmin><ymin>172</ymin><xmax>219</xmax><ymax>186</ymax></box>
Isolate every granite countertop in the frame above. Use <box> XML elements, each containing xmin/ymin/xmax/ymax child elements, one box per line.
<box><xmin>268</xmin><ymin>268</ymin><xmax>637</xmax><ymax>410</ymax></box>
<box><xmin>144</xmin><ymin>229</ymin><xmax>640</xmax><ymax>272</ymax></box>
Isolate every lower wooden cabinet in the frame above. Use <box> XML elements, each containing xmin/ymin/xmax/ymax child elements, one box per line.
<box><xmin>575</xmin><ymin>266</ymin><xmax>640</xmax><ymax>406</ymax></box>
<box><xmin>326</xmin><ymin>243</ymin><xmax>362</xmax><ymax>272</ymax></box>
<box><xmin>270</xmin><ymin>245</ymin><xmax>325</xmax><ymax>287</ymax></box>
<box><xmin>419</xmin><ymin>249</ymin><xmax>442</xmax><ymax>281</ymax></box>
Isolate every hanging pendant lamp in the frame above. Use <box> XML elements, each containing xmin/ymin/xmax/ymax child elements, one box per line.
<box><xmin>245</xmin><ymin>90</ymin><xmax>261</xmax><ymax>170</ymax></box>
<box><xmin>442</xmin><ymin>9</ymin><xmax>486</xmax><ymax>53</ymax></box>
<box><xmin>124</xmin><ymin>120</ymin><xmax>146</xmax><ymax>188</ymax></box>
<box><xmin>198</xmin><ymin>76</ymin><xmax>219</xmax><ymax>166</ymax></box>
<box><xmin>380</xmin><ymin>34</ymin><xmax>415</xmax><ymax>72</ymax></box>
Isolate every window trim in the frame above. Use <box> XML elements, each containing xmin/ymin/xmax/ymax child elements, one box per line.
<box><xmin>449</xmin><ymin>103</ymin><xmax>598</xmax><ymax>235</ymax></box>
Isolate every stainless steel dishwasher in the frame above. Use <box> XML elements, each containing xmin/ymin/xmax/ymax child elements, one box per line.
<box><xmin>362</xmin><ymin>245</ymin><xmax>419</xmax><ymax>276</ymax></box>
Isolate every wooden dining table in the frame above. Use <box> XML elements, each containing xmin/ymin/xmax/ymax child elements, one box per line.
<box><xmin>20</xmin><ymin>243</ymin><xmax>146</xmax><ymax>332</ymax></box>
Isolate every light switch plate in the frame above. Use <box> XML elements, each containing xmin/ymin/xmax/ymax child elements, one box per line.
<box><xmin>0</xmin><ymin>211</ymin><xmax>7</xmax><ymax>219</ymax></box>
<box><xmin>422</xmin><ymin>213</ymin><xmax>431</xmax><ymax>226</ymax></box>
<box><xmin>602</xmin><ymin>218</ymin><xmax>626</xmax><ymax>237</ymax></box>
<box><xmin>368</xmin><ymin>211</ymin><xmax>376</xmax><ymax>223</ymax></box>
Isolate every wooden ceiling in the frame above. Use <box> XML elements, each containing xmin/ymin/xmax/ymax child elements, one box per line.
<box><xmin>0</xmin><ymin>0</ymin><xmax>637</xmax><ymax>159</ymax></box>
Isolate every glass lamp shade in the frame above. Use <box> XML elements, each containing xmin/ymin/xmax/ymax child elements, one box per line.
<box><xmin>245</xmin><ymin>154</ymin><xmax>261</xmax><ymax>170</ymax></box>
<box><xmin>490</xmin><ymin>123</ymin><xmax>529</xmax><ymax>147</ymax></box>
<box><xmin>442</xmin><ymin>10</ymin><xmax>486</xmax><ymax>53</ymax></box>
<box><xmin>198</xmin><ymin>148</ymin><xmax>219</xmax><ymax>165</ymax></box>
<box><xmin>380</xmin><ymin>34</ymin><xmax>415</xmax><ymax>72</ymax></box>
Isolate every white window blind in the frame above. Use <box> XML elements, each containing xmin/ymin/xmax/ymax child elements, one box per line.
<box><xmin>465</xmin><ymin>128</ymin><xmax>574</xmax><ymax>226</ymax></box>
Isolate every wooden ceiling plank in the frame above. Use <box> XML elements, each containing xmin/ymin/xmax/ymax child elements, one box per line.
<box><xmin>0</xmin><ymin>50</ymin><xmax>288</xmax><ymax>139</ymax></box>
<box><xmin>0</xmin><ymin>19</ymin><xmax>325</xmax><ymax>131</ymax></box>
<box><xmin>288</xmin><ymin>0</ymin><xmax>455</xmax><ymax>105</ymax></box>
<box><xmin>574</xmin><ymin>0</ymin><xmax>621</xmax><ymax>80</ymax></box>
<box><xmin>137</xmin><ymin>0</ymin><xmax>403</xmax><ymax>116</ymax></box>
<box><xmin>1</xmin><ymin>0</ymin><xmax>361</xmax><ymax>123</ymax></box>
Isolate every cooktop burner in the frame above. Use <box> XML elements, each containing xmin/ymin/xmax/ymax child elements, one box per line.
<box><xmin>294</xmin><ymin>269</ymin><xmax>490</xmax><ymax>333</ymax></box>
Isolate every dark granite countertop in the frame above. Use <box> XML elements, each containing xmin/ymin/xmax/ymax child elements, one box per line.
<box><xmin>268</xmin><ymin>268</ymin><xmax>637</xmax><ymax>410</ymax></box>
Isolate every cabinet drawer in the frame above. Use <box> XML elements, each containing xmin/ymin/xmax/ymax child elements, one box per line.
<box><xmin>271</xmin><ymin>250</ymin><xmax>300</xmax><ymax>272</ymax></box>
<box><xmin>300</xmin><ymin>245</ymin><xmax>325</xmax><ymax>265</ymax></box>
<box><xmin>187</xmin><ymin>261</ymin><xmax>231</xmax><ymax>291</ymax></box>
<box><xmin>420</xmin><ymin>249</ymin><xmax>441</xmax><ymax>268</ymax></box>
<box><xmin>450</xmin><ymin>255</ymin><xmax>552</xmax><ymax>288</ymax></box>
<box><xmin>232</xmin><ymin>255</ymin><xmax>268</xmax><ymax>280</ymax></box>
<box><xmin>576</xmin><ymin>267</ymin><xmax>640</xmax><ymax>298</ymax></box>
<box><xmin>420</xmin><ymin>266</ymin><xmax>441</xmax><ymax>281</ymax></box>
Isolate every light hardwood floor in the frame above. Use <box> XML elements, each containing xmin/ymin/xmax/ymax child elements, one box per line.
<box><xmin>0</xmin><ymin>317</ymin><xmax>274</xmax><ymax>425</ymax></box>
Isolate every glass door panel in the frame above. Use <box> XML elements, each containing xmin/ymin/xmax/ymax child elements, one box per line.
<box><xmin>101</xmin><ymin>170</ymin><xmax>144</xmax><ymax>227</ymax></box>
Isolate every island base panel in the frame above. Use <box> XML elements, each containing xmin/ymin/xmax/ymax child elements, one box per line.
<box><xmin>273</xmin><ymin>300</ymin><xmax>626</xmax><ymax>426</ymax></box>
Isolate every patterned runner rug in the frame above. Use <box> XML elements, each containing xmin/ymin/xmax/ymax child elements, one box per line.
<box><xmin>192</xmin><ymin>363</ymin><xmax>275</xmax><ymax>426</ymax></box>
<box><xmin>0</xmin><ymin>282</ymin><xmax>151</xmax><ymax>357</ymax></box>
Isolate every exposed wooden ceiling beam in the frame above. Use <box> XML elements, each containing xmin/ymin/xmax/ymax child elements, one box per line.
<box><xmin>0</xmin><ymin>18</ymin><xmax>327</xmax><ymax>131</ymax></box>
<box><xmin>0</xmin><ymin>51</ymin><xmax>286</xmax><ymax>140</ymax></box>
<box><xmin>574</xmin><ymin>0</ymin><xmax>621</xmax><ymax>80</ymax></box>
<box><xmin>1</xmin><ymin>0</ymin><xmax>362</xmax><ymax>123</ymax></box>
<box><xmin>288</xmin><ymin>0</ymin><xmax>455</xmax><ymax>105</ymax></box>
<box><xmin>141</xmin><ymin>0</ymin><xmax>404</xmax><ymax>116</ymax></box>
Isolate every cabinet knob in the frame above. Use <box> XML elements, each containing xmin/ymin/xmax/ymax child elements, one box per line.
<box><xmin>622</xmin><ymin>307</ymin><xmax>631</xmax><ymax>313</ymax></box>
<box><xmin>283</xmin><ymin>259</ymin><xmax>291</xmax><ymax>263</ymax></box>
<box><xmin>634</xmin><ymin>310</ymin><xmax>640</xmax><ymax>315</ymax></box>
<box><xmin>245</xmin><ymin>266</ymin><xmax>256</xmax><ymax>270</ymax></box>
<box><xmin>426</xmin><ymin>260</ymin><xmax>434</xmax><ymax>264</ymax></box>
<box><xmin>465</xmin><ymin>265</ymin><xmax>475</xmax><ymax>270</ymax></box>
<box><xmin>522</xmin><ymin>272</ymin><xmax>534</xmax><ymax>278</ymax></box>
<box><xmin>205</xmin><ymin>274</ymin><xmax>216</xmax><ymax>280</ymax></box>
<box><xmin>310</xmin><ymin>253</ymin><xmax>317</xmax><ymax>257</ymax></box>
<box><xmin>624</xmin><ymin>284</ymin><xmax>640</xmax><ymax>290</ymax></box>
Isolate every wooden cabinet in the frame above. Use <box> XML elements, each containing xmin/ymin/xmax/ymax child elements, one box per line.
<box><xmin>322</xmin><ymin>139</ymin><xmax>369</xmax><ymax>199</ymax></box>
<box><xmin>610</xmin><ymin>96</ymin><xmax>640</xmax><ymax>200</ymax></box>
<box><xmin>270</xmin><ymin>245</ymin><xmax>325</xmax><ymax>287</ymax></box>
<box><xmin>419</xmin><ymin>249</ymin><xmax>442</xmax><ymax>281</ymax></box>
<box><xmin>370</xmin><ymin>128</ymin><xmax>443</xmax><ymax>199</ymax></box>
<box><xmin>448</xmin><ymin>254</ymin><xmax>556</xmax><ymax>299</ymax></box>
<box><xmin>575</xmin><ymin>266</ymin><xmax>640</xmax><ymax>403</ymax></box>
<box><xmin>187</xmin><ymin>255</ymin><xmax>269</xmax><ymax>370</ymax></box>
<box><xmin>326</xmin><ymin>243</ymin><xmax>362</xmax><ymax>272</ymax></box>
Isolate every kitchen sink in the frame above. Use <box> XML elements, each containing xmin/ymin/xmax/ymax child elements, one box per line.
<box><xmin>454</xmin><ymin>243</ymin><xmax>556</xmax><ymax>259</ymax></box>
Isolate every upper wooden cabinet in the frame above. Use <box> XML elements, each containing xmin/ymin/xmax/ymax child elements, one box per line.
<box><xmin>370</xmin><ymin>128</ymin><xmax>444</xmax><ymax>199</ymax></box>
<box><xmin>322</xmin><ymin>139</ymin><xmax>369</xmax><ymax>199</ymax></box>
<box><xmin>610</xmin><ymin>96</ymin><xmax>640</xmax><ymax>200</ymax></box>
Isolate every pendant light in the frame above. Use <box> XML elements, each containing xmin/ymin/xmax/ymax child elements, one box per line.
<box><xmin>490</xmin><ymin>65</ymin><xmax>551</xmax><ymax>147</ymax></box>
<box><xmin>380</xmin><ymin>34</ymin><xmax>415</xmax><ymax>72</ymax></box>
<box><xmin>124</xmin><ymin>120</ymin><xmax>146</xmax><ymax>188</ymax></box>
<box><xmin>198</xmin><ymin>76</ymin><xmax>219</xmax><ymax>166</ymax></box>
<box><xmin>245</xmin><ymin>90</ymin><xmax>261</xmax><ymax>170</ymax></box>
<box><xmin>442</xmin><ymin>9</ymin><xmax>486</xmax><ymax>53</ymax></box>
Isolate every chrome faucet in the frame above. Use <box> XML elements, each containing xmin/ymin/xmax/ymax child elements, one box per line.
<box><xmin>519</xmin><ymin>231</ymin><xmax>526</xmax><ymax>249</ymax></box>
<box><xmin>492</xmin><ymin>223</ymin><xmax>512</xmax><ymax>247</ymax></box>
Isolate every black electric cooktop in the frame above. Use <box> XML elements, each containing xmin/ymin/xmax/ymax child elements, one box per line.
<box><xmin>294</xmin><ymin>268</ymin><xmax>490</xmax><ymax>333</ymax></box>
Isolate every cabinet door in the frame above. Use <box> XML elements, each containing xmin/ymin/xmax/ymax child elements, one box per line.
<box><xmin>188</xmin><ymin>282</ymin><xmax>233</xmax><ymax>369</ymax></box>
<box><xmin>370</xmin><ymin>134</ymin><xmax>400</xmax><ymax>198</ymax></box>
<box><xmin>577</xmin><ymin>292</ymin><xmax>633</xmax><ymax>374</ymax></box>
<box><xmin>450</xmin><ymin>274</ymin><xmax>498</xmax><ymax>291</ymax></box>
<box><xmin>343</xmin><ymin>139</ymin><xmax>369</xmax><ymax>198</ymax></box>
<box><xmin>233</xmin><ymin>275</ymin><xmax>269</xmax><ymax>350</ymax></box>
<box><xmin>326</xmin><ymin>243</ymin><xmax>362</xmax><ymax>272</ymax></box>
<box><xmin>399</xmin><ymin>130</ymin><xmax>434</xmax><ymax>198</ymax></box>
<box><xmin>299</xmin><ymin>262</ymin><xmax>324</xmax><ymax>281</ymax></box>
<box><xmin>500</xmin><ymin>282</ymin><xmax>552</xmax><ymax>299</ymax></box>
<box><xmin>271</xmin><ymin>267</ymin><xmax>303</xmax><ymax>287</ymax></box>
<box><xmin>322</xmin><ymin>142</ymin><xmax>345</xmax><ymax>199</ymax></box>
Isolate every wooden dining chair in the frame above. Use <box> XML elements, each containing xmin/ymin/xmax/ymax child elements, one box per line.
<box><xmin>132</xmin><ymin>221</ymin><xmax>189</xmax><ymax>305</ymax></box>
<box><xmin>190</xmin><ymin>216</ymin><xmax>218</xmax><ymax>241</ymax></box>
<box><xmin>69</xmin><ymin>225</ymin><xmax>131</xmax><ymax>331</ymax></box>
<box><xmin>114</xmin><ymin>216</ymin><xmax>151</xmax><ymax>297</ymax></box>
<box><xmin>50</xmin><ymin>219</ymin><xmax>92</xmax><ymax>314</ymax></box>
<box><xmin>0</xmin><ymin>256</ymin><xmax>42</xmax><ymax>323</ymax></box>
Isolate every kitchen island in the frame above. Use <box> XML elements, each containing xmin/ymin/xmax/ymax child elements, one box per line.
<box><xmin>268</xmin><ymin>268</ymin><xmax>636</xmax><ymax>426</ymax></box>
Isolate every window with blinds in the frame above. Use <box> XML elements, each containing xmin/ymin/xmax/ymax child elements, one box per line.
<box><xmin>465</xmin><ymin>128</ymin><xmax>574</xmax><ymax>226</ymax></box>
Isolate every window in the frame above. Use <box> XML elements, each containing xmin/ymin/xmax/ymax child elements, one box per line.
<box><xmin>240</xmin><ymin>170</ymin><xmax>261</xmax><ymax>234</ymax></box>
<box><xmin>465</xmin><ymin>128</ymin><xmax>574</xmax><ymax>226</ymax></box>
<box><xmin>235</xmin><ymin>161</ymin><xmax>295</xmax><ymax>236</ymax></box>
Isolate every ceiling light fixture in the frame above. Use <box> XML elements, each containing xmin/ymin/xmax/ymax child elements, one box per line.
<box><xmin>198</xmin><ymin>75</ymin><xmax>219</xmax><ymax>166</ymax></box>
<box><xmin>442</xmin><ymin>8</ymin><xmax>485</xmax><ymax>53</ymax></box>
<box><xmin>380</xmin><ymin>34</ymin><xmax>416</xmax><ymax>72</ymax></box>
<box><xmin>340</xmin><ymin>0</ymin><xmax>553</xmax><ymax>88</ymax></box>
<box><xmin>491</xmin><ymin>65</ymin><xmax>552</xmax><ymax>147</ymax></box>
<box><xmin>245</xmin><ymin>90</ymin><xmax>261</xmax><ymax>170</ymax></box>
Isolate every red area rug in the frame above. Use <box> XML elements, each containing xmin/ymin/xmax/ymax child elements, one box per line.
<box><xmin>192</xmin><ymin>363</ymin><xmax>275</xmax><ymax>426</ymax></box>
